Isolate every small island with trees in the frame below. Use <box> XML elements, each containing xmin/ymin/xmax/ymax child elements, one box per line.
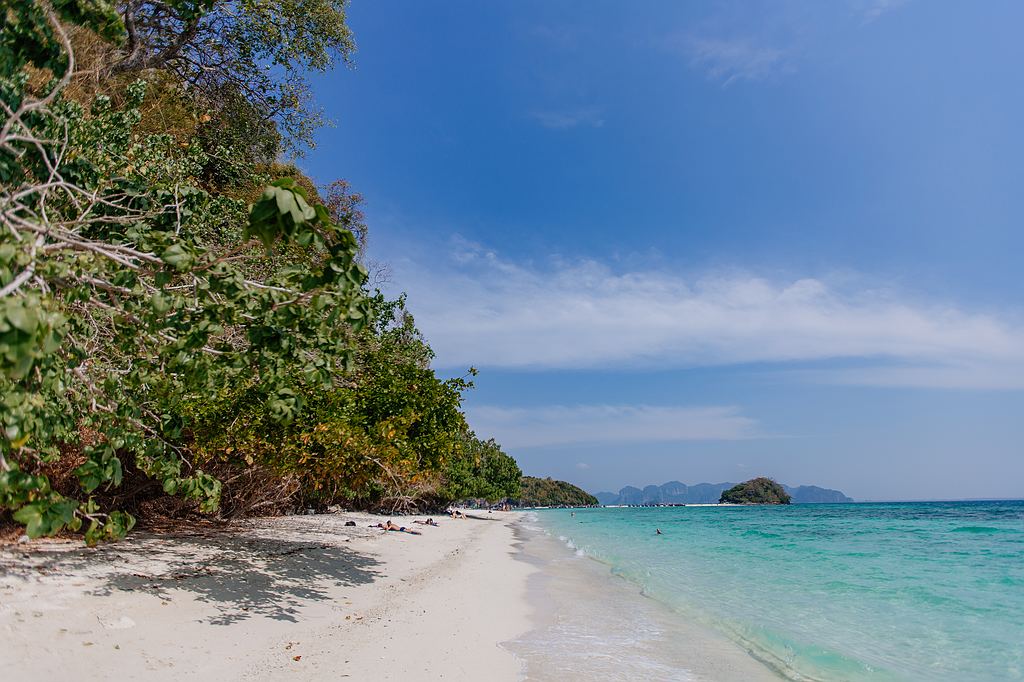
<box><xmin>719</xmin><ymin>477</ymin><xmax>792</xmax><ymax>505</ymax></box>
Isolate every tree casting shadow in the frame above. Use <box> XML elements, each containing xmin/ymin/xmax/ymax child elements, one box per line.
<box><xmin>3</xmin><ymin>529</ymin><xmax>385</xmax><ymax>625</ymax></box>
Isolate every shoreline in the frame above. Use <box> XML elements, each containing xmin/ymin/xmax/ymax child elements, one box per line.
<box><xmin>3</xmin><ymin>509</ymin><xmax>788</xmax><ymax>680</ymax></box>
<box><xmin>0</xmin><ymin>510</ymin><xmax>532</xmax><ymax>680</ymax></box>
<box><xmin>509</xmin><ymin>513</ymin><xmax>783</xmax><ymax>682</ymax></box>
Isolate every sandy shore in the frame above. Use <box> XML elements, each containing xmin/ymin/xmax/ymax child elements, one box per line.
<box><xmin>511</xmin><ymin>516</ymin><xmax>782</xmax><ymax>681</ymax></box>
<box><xmin>0</xmin><ymin>510</ymin><xmax>532</xmax><ymax>680</ymax></box>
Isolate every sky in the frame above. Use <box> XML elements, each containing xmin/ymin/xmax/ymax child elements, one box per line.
<box><xmin>303</xmin><ymin>0</ymin><xmax>1024</xmax><ymax>501</ymax></box>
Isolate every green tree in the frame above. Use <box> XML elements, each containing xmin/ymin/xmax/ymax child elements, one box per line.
<box><xmin>441</xmin><ymin>433</ymin><xmax>522</xmax><ymax>503</ymax></box>
<box><xmin>106</xmin><ymin>0</ymin><xmax>356</xmax><ymax>152</ymax></box>
<box><xmin>1</xmin><ymin>0</ymin><xmax>368</xmax><ymax>542</ymax></box>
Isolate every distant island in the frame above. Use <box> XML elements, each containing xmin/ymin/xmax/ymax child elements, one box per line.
<box><xmin>518</xmin><ymin>477</ymin><xmax>599</xmax><ymax>507</ymax></box>
<box><xmin>596</xmin><ymin>480</ymin><xmax>853</xmax><ymax>505</ymax></box>
<box><xmin>720</xmin><ymin>478</ymin><xmax>791</xmax><ymax>504</ymax></box>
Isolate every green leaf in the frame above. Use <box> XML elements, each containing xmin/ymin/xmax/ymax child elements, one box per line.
<box><xmin>5</xmin><ymin>304</ymin><xmax>37</xmax><ymax>333</ymax></box>
<box><xmin>12</xmin><ymin>503</ymin><xmax>45</xmax><ymax>538</ymax></box>
<box><xmin>161</xmin><ymin>244</ymin><xmax>192</xmax><ymax>270</ymax></box>
<box><xmin>75</xmin><ymin>460</ymin><xmax>104</xmax><ymax>493</ymax></box>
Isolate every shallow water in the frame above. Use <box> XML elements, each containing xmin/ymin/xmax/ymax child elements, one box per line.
<box><xmin>527</xmin><ymin>501</ymin><xmax>1024</xmax><ymax>681</ymax></box>
<box><xmin>507</xmin><ymin>515</ymin><xmax>780</xmax><ymax>681</ymax></box>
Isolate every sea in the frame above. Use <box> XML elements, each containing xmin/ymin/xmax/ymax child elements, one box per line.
<box><xmin>508</xmin><ymin>501</ymin><xmax>1024</xmax><ymax>681</ymax></box>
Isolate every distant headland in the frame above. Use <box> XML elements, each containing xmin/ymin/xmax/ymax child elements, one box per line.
<box><xmin>519</xmin><ymin>476</ymin><xmax>599</xmax><ymax>507</ymax></box>
<box><xmin>595</xmin><ymin>480</ymin><xmax>853</xmax><ymax>505</ymax></box>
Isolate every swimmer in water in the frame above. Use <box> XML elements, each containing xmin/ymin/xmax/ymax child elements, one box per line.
<box><xmin>656</xmin><ymin>528</ymin><xmax>662</xmax><ymax>535</ymax></box>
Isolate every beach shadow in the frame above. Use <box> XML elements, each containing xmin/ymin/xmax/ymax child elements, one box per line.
<box><xmin>2</xmin><ymin>529</ymin><xmax>384</xmax><ymax>625</ymax></box>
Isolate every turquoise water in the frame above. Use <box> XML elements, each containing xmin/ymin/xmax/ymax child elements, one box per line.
<box><xmin>535</xmin><ymin>502</ymin><xmax>1024</xmax><ymax>681</ymax></box>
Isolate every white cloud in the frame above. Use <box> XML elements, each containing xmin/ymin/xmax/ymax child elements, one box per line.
<box><xmin>466</xmin><ymin>404</ymin><xmax>758</xmax><ymax>449</ymax></box>
<box><xmin>382</xmin><ymin>239</ymin><xmax>1024</xmax><ymax>389</ymax></box>
<box><xmin>529</xmin><ymin>108</ymin><xmax>605</xmax><ymax>130</ymax></box>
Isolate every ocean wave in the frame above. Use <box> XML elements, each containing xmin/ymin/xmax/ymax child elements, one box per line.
<box><xmin>950</xmin><ymin>525</ymin><xmax>1006</xmax><ymax>534</ymax></box>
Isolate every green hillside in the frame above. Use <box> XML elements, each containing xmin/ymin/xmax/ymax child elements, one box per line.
<box><xmin>518</xmin><ymin>477</ymin><xmax>598</xmax><ymax>507</ymax></box>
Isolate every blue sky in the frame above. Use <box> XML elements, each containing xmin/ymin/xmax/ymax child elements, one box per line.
<box><xmin>303</xmin><ymin>0</ymin><xmax>1024</xmax><ymax>500</ymax></box>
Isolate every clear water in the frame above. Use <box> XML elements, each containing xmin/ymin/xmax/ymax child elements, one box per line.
<box><xmin>534</xmin><ymin>502</ymin><xmax>1024</xmax><ymax>681</ymax></box>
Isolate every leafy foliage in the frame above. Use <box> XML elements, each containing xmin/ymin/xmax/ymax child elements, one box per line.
<box><xmin>719</xmin><ymin>477</ymin><xmax>792</xmax><ymax>505</ymax></box>
<box><xmin>517</xmin><ymin>477</ymin><xmax>598</xmax><ymax>508</ymax></box>
<box><xmin>1</xmin><ymin>0</ymin><xmax>367</xmax><ymax>542</ymax></box>
<box><xmin>106</xmin><ymin>0</ymin><xmax>356</xmax><ymax>152</ymax></box>
<box><xmin>186</xmin><ymin>295</ymin><xmax>517</xmax><ymax>513</ymax></box>
<box><xmin>442</xmin><ymin>434</ymin><xmax>521</xmax><ymax>504</ymax></box>
<box><xmin>1</xmin><ymin>0</ymin><xmax>523</xmax><ymax>541</ymax></box>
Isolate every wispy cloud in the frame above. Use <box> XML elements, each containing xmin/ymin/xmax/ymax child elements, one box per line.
<box><xmin>660</xmin><ymin>0</ymin><xmax>908</xmax><ymax>84</ymax></box>
<box><xmin>682</xmin><ymin>37</ymin><xmax>787</xmax><ymax>85</ymax></box>
<box><xmin>859</xmin><ymin>0</ymin><xmax>910</xmax><ymax>23</ymax></box>
<box><xmin>384</xmin><ymin>239</ymin><xmax>1024</xmax><ymax>389</ymax></box>
<box><xmin>529</xmin><ymin>108</ymin><xmax>605</xmax><ymax>130</ymax></box>
<box><xmin>466</xmin><ymin>404</ymin><xmax>758</xmax><ymax>449</ymax></box>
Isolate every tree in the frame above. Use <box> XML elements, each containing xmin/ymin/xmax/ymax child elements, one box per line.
<box><xmin>106</xmin><ymin>0</ymin><xmax>356</xmax><ymax>152</ymax></box>
<box><xmin>441</xmin><ymin>434</ymin><xmax>522</xmax><ymax>504</ymax></box>
<box><xmin>1</xmin><ymin>0</ymin><xmax>368</xmax><ymax>542</ymax></box>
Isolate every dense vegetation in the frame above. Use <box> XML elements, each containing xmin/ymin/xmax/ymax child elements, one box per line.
<box><xmin>719</xmin><ymin>478</ymin><xmax>792</xmax><ymax>505</ymax></box>
<box><xmin>1</xmin><ymin>0</ymin><xmax>520</xmax><ymax>542</ymax></box>
<box><xmin>517</xmin><ymin>477</ymin><xmax>598</xmax><ymax>508</ymax></box>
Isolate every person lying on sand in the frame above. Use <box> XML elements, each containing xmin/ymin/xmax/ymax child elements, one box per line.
<box><xmin>413</xmin><ymin>518</ymin><xmax>439</xmax><ymax>526</ymax></box>
<box><xmin>370</xmin><ymin>521</ymin><xmax>422</xmax><ymax>535</ymax></box>
<box><xmin>447</xmin><ymin>509</ymin><xmax>466</xmax><ymax>519</ymax></box>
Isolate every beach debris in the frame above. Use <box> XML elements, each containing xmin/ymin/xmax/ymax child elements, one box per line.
<box><xmin>292</xmin><ymin>655</ymin><xmax>302</xmax><ymax>661</ymax></box>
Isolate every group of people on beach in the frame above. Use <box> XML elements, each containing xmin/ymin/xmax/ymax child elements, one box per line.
<box><xmin>371</xmin><ymin>517</ymin><xmax>443</xmax><ymax>535</ymax></box>
<box><xmin>370</xmin><ymin>507</ymin><xmax>476</xmax><ymax>536</ymax></box>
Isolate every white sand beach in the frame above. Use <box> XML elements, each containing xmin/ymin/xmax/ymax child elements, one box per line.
<box><xmin>0</xmin><ymin>511</ymin><xmax>532</xmax><ymax>680</ymax></box>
